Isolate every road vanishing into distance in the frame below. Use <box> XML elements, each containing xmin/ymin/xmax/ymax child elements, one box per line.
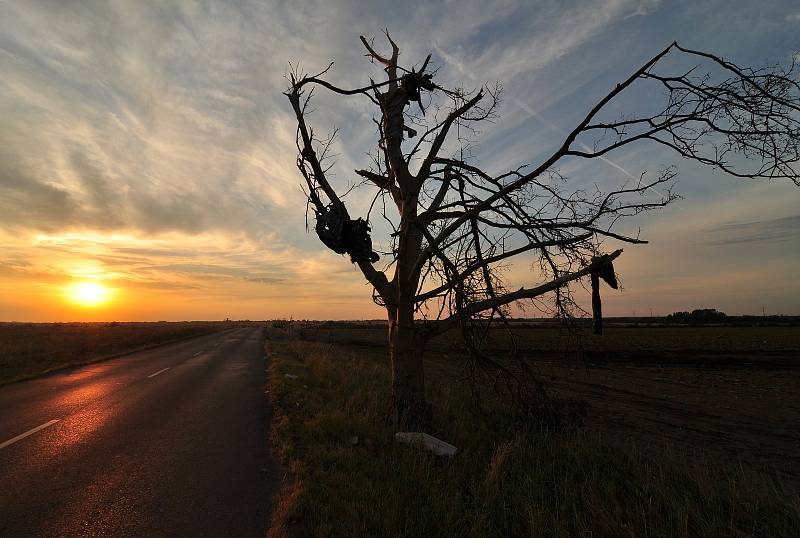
<box><xmin>0</xmin><ymin>326</ymin><xmax>276</xmax><ymax>537</ymax></box>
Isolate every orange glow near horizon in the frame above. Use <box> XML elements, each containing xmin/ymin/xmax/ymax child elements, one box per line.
<box><xmin>67</xmin><ymin>282</ymin><xmax>113</xmax><ymax>308</ymax></box>
<box><xmin>1</xmin><ymin>223</ymin><xmax>794</xmax><ymax>322</ymax></box>
<box><xmin>1</xmin><ymin>229</ymin><xmax>389</xmax><ymax>322</ymax></box>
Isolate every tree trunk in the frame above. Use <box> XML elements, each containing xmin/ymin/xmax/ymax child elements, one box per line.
<box><xmin>388</xmin><ymin>196</ymin><xmax>428</xmax><ymax>429</ymax></box>
<box><xmin>380</xmin><ymin>68</ymin><xmax>428</xmax><ymax>428</ymax></box>
<box><xmin>388</xmin><ymin>302</ymin><xmax>428</xmax><ymax>429</ymax></box>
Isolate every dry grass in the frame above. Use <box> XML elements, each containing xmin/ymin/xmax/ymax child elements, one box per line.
<box><xmin>265</xmin><ymin>327</ymin><xmax>800</xmax><ymax>537</ymax></box>
<box><xmin>0</xmin><ymin>321</ymin><xmax>245</xmax><ymax>384</ymax></box>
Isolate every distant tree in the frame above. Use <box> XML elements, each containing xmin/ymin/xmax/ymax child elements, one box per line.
<box><xmin>667</xmin><ymin>308</ymin><xmax>727</xmax><ymax>324</ymax></box>
<box><xmin>667</xmin><ymin>311</ymin><xmax>692</xmax><ymax>322</ymax></box>
<box><xmin>286</xmin><ymin>33</ymin><xmax>799</xmax><ymax>427</ymax></box>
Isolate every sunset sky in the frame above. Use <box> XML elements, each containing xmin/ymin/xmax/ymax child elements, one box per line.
<box><xmin>1</xmin><ymin>0</ymin><xmax>798</xmax><ymax>321</ymax></box>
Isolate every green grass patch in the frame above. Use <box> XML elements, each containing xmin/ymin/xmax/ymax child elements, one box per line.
<box><xmin>266</xmin><ymin>332</ymin><xmax>800</xmax><ymax>537</ymax></box>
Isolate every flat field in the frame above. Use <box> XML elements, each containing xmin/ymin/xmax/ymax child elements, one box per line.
<box><xmin>265</xmin><ymin>321</ymin><xmax>800</xmax><ymax>537</ymax></box>
<box><xmin>291</xmin><ymin>321</ymin><xmax>800</xmax><ymax>482</ymax></box>
<box><xmin>0</xmin><ymin>321</ymin><xmax>252</xmax><ymax>384</ymax></box>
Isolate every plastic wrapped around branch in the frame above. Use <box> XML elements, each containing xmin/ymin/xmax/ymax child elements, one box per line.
<box><xmin>401</xmin><ymin>71</ymin><xmax>435</xmax><ymax>114</ymax></box>
<box><xmin>395</xmin><ymin>432</ymin><xmax>457</xmax><ymax>457</ymax></box>
<box><xmin>314</xmin><ymin>204</ymin><xmax>379</xmax><ymax>263</ymax></box>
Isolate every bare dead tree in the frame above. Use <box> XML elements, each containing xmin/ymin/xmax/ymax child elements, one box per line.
<box><xmin>286</xmin><ymin>33</ymin><xmax>800</xmax><ymax>428</ymax></box>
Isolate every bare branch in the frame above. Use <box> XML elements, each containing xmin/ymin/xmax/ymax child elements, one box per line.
<box><xmin>429</xmin><ymin>250</ymin><xmax>623</xmax><ymax>337</ymax></box>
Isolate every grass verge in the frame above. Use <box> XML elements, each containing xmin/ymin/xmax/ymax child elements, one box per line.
<box><xmin>265</xmin><ymin>330</ymin><xmax>799</xmax><ymax>537</ymax></box>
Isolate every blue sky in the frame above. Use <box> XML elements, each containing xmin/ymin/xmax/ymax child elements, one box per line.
<box><xmin>0</xmin><ymin>0</ymin><xmax>798</xmax><ymax>320</ymax></box>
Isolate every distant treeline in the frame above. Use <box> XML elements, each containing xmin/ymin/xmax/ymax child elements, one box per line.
<box><xmin>275</xmin><ymin>312</ymin><xmax>800</xmax><ymax>329</ymax></box>
<box><xmin>661</xmin><ymin>309</ymin><xmax>800</xmax><ymax>326</ymax></box>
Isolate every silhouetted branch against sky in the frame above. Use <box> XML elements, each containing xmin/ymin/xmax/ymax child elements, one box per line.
<box><xmin>287</xmin><ymin>33</ymin><xmax>799</xmax><ymax>331</ymax></box>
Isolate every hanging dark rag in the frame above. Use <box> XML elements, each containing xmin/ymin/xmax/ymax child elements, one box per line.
<box><xmin>590</xmin><ymin>257</ymin><xmax>618</xmax><ymax>335</ymax></box>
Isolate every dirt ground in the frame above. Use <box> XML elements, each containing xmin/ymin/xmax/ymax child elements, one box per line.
<box><xmin>522</xmin><ymin>351</ymin><xmax>800</xmax><ymax>486</ymax></box>
<box><xmin>297</xmin><ymin>323</ymin><xmax>800</xmax><ymax>487</ymax></box>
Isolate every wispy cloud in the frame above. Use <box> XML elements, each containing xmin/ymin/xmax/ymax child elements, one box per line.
<box><xmin>0</xmin><ymin>0</ymin><xmax>798</xmax><ymax>319</ymax></box>
<box><xmin>432</xmin><ymin>0</ymin><xmax>660</xmax><ymax>83</ymax></box>
<box><xmin>705</xmin><ymin>215</ymin><xmax>800</xmax><ymax>245</ymax></box>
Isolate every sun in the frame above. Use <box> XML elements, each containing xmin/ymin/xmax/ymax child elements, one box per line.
<box><xmin>68</xmin><ymin>282</ymin><xmax>112</xmax><ymax>307</ymax></box>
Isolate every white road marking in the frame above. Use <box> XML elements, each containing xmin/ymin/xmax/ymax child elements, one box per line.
<box><xmin>0</xmin><ymin>419</ymin><xmax>60</xmax><ymax>450</ymax></box>
<box><xmin>147</xmin><ymin>367</ymin><xmax>170</xmax><ymax>378</ymax></box>
<box><xmin>192</xmin><ymin>351</ymin><xmax>203</xmax><ymax>357</ymax></box>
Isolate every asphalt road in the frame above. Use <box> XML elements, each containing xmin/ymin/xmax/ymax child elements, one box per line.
<box><xmin>0</xmin><ymin>326</ymin><xmax>276</xmax><ymax>537</ymax></box>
